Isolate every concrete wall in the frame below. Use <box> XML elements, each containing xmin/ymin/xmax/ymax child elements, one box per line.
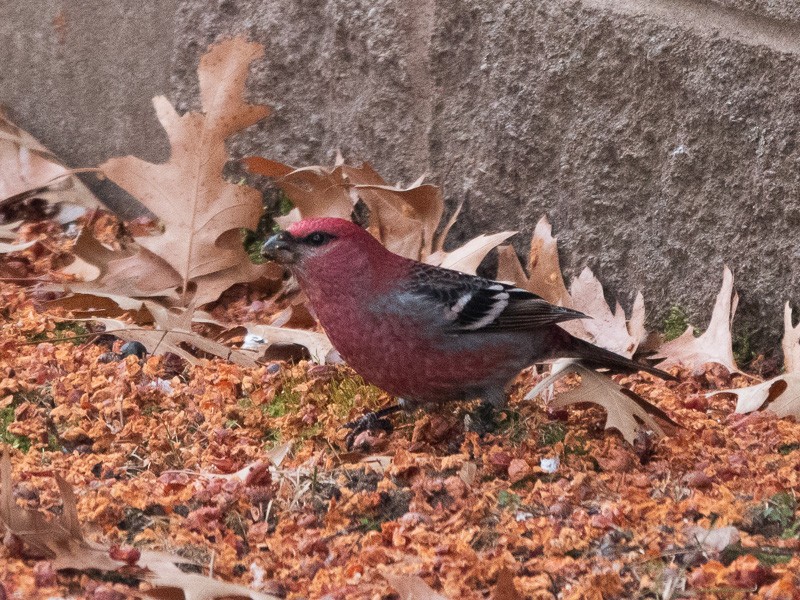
<box><xmin>3</xmin><ymin>0</ymin><xmax>800</xmax><ymax>350</ymax></box>
<box><xmin>0</xmin><ymin>1</ymin><xmax>179</xmax><ymax>216</ymax></box>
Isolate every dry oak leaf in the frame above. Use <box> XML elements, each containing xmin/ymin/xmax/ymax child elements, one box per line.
<box><xmin>429</xmin><ymin>230</ymin><xmax>517</xmax><ymax>276</ymax></box>
<box><xmin>496</xmin><ymin>216</ymin><xmax>646</xmax><ymax>357</ymax></box>
<box><xmin>527</xmin><ymin>215</ymin><xmax>571</xmax><ymax>306</ymax></box>
<box><xmin>565</xmin><ymin>268</ymin><xmax>645</xmax><ymax>359</ymax></box>
<box><xmin>191</xmin><ymin>311</ymin><xmax>338</xmax><ymax>364</ymax></box>
<box><xmin>246</xmin><ymin>158</ymin><xmax>444</xmax><ymax>260</ymax></box>
<box><xmin>343</xmin><ymin>165</ymin><xmax>442</xmax><ymax>260</ymax></box>
<box><xmin>243</xmin><ymin>159</ymin><xmax>354</xmax><ymax>224</ymax></box>
<box><xmin>60</xmin><ymin>227</ymin><xmax>283</xmax><ymax>314</ymax></box>
<box><xmin>89</xmin><ymin>310</ymin><xmax>259</xmax><ymax>368</ymax></box>
<box><xmin>241</xmin><ymin>322</ymin><xmax>338</xmax><ymax>364</ymax></box>
<box><xmin>710</xmin><ymin>305</ymin><xmax>800</xmax><ymax>416</ymax></box>
<box><xmin>525</xmin><ymin>362</ymin><xmax>679</xmax><ymax>445</ymax></box>
<box><xmin>46</xmin><ymin>292</ymin><xmax>151</xmax><ymax>321</ymax></box>
<box><xmin>0</xmin><ymin>450</ymin><xmax>122</xmax><ymax>571</ymax></box>
<box><xmin>711</xmin><ymin>374</ymin><xmax>800</xmax><ymax>417</ymax></box>
<box><xmin>101</xmin><ymin>37</ymin><xmax>272</xmax><ymax>305</ymax></box>
<box><xmin>246</xmin><ymin>153</ymin><xmax>519</xmax><ymax>273</ymax></box>
<box><xmin>144</xmin><ymin>568</ymin><xmax>280</xmax><ymax>600</ymax></box>
<box><xmin>60</xmin><ymin>226</ymin><xmax>181</xmax><ymax>299</ymax></box>
<box><xmin>0</xmin><ymin>111</ymin><xmax>102</xmax><ymax>224</ymax></box>
<box><xmin>383</xmin><ymin>573</ymin><xmax>449</xmax><ymax>600</ymax></box>
<box><xmin>654</xmin><ymin>266</ymin><xmax>740</xmax><ymax>374</ymax></box>
<box><xmin>496</xmin><ymin>215</ymin><xmax>570</xmax><ymax>306</ymax></box>
<box><xmin>0</xmin><ymin>451</ymin><xmax>279</xmax><ymax>600</ymax></box>
<box><xmin>495</xmin><ymin>244</ymin><xmax>528</xmax><ymax>286</ymax></box>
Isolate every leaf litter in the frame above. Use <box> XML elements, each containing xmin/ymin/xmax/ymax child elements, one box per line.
<box><xmin>654</xmin><ymin>266</ymin><xmax>741</xmax><ymax>374</ymax></box>
<box><xmin>0</xmin><ymin>110</ymin><xmax>103</xmax><ymax>226</ymax></box>
<box><xmin>710</xmin><ymin>302</ymin><xmax>800</xmax><ymax>417</ymax></box>
<box><xmin>525</xmin><ymin>361</ymin><xmax>680</xmax><ymax>445</ymax></box>
<box><xmin>0</xmin><ymin>451</ymin><xmax>280</xmax><ymax>600</ymax></box>
<box><xmin>6</xmin><ymin>266</ymin><xmax>800</xmax><ymax>598</ymax></box>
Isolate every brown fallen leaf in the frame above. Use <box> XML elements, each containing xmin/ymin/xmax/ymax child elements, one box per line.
<box><xmin>60</xmin><ymin>226</ymin><xmax>182</xmax><ymax>298</ymax></box>
<box><xmin>0</xmin><ymin>111</ymin><xmax>102</xmax><ymax>224</ymax></box>
<box><xmin>339</xmin><ymin>163</ymin><xmax>442</xmax><ymax>259</ymax></box>
<box><xmin>246</xmin><ymin>158</ymin><xmax>445</xmax><ymax>261</ymax></box>
<box><xmin>45</xmin><ymin>292</ymin><xmax>152</xmax><ymax>323</ymax></box>
<box><xmin>713</xmin><ymin>375</ymin><xmax>800</xmax><ymax>417</ymax></box>
<box><xmin>564</xmin><ymin>267</ymin><xmax>644</xmax><ymax>358</ymax></box>
<box><xmin>59</xmin><ymin>229</ymin><xmax>284</xmax><ymax>315</ymax></box>
<box><xmin>496</xmin><ymin>217</ymin><xmax>646</xmax><ymax>357</ymax></box>
<box><xmin>240</xmin><ymin>323</ymin><xmax>339</xmax><ymax>365</ymax></box>
<box><xmin>244</xmin><ymin>159</ymin><xmax>354</xmax><ymax>222</ymax></box>
<box><xmin>427</xmin><ymin>231</ymin><xmax>517</xmax><ymax>275</ymax></box>
<box><xmin>383</xmin><ymin>573</ymin><xmax>449</xmax><ymax>600</ymax></box>
<box><xmin>527</xmin><ymin>216</ymin><xmax>572</xmax><ymax>305</ymax></box>
<box><xmin>0</xmin><ymin>450</ymin><xmax>122</xmax><ymax>571</ymax></box>
<box><xmin>654</xmin><ymin>266</ymin><xmax>740</xmax><ymax>374</ymax></box>
<box><xmin>525</xmin><ymin>362</ymin><xmax>679</xmax><ymax>445</ymax></box>
<box><xmin>495</xmin><ymin>244</ymin><xmax>528</xmax><ymax>285</ymax></box>
<box><xmin>0</xmin><ymin>239</ymin><xmax>37</xmax><ymax>254</ymax></box>
<box><xmin>0</xmin><ymin>450</ymin><xmax>280</xmax><ymax>600</ymax></box>
<box><xmin>144</xmin><ymin>569</ymin><xmax>279</xmax><ymax>600</ymax></box>
<box><xmin>710</xmin><ymin>304</ymin><xmax>800</xmax><ymax>416</ymax></box>
<box><xmin>100</xmin><ymin>37</ymin><xmax>272</xmax><ymax>305</ymax></box>
<box><xmin>88</xmin><ymin>311</ymin><xmax>259</xmax><ymax>368</ymax></box>
<box><xmin>192</xmin><ymin>312</ymin><xmax>338</xmax><ymax>364</ymax></box>
<box><xmin>509</xmin><ymin>215</ymin><xmax>571</xmax><ymax>306</ymax></box>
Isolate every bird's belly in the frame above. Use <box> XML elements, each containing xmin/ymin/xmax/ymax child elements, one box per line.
<box><xmin>326</xmin><ymin>317</ymin><xmax>527</xmax><ymax>403</ymax></box>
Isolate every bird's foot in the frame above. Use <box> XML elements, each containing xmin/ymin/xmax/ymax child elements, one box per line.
<box><xmin>464</xmin><ymin>402</ymin><xmax>500</xmax><ymax>436</ymax></box>
<box><xmin>343</xmin><ymin>405</ymin><xmax>401</xmax><ymax>450</ymax></box>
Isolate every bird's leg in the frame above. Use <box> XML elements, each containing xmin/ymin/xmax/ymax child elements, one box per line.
<box><xmin>343</xmin><ymin>404</ymin><xmax>404</xmax><ymax>449</ymax></box>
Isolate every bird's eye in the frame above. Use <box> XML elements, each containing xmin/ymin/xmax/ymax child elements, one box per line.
<box><xmin>304</xmin><ymin>232</ymin><xmax>333</xmax><ymax>246</ymax></box>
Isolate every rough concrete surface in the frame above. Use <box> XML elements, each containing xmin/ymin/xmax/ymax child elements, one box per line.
<box><xmin>0</xmin><ymin>1</ymin><xmax>179</xmax><ymax>217</ymax></box>
<box><xmin>3</xmin><ymin>0</ymin><xmax>800</xmax><ymax>351</ymax></box>
<box><xmin>710</xmin><ymin>0</ymin><xmax>800</xmax><ymax>21</ymax></box>
<box><xmin>424</xmin><ymin>0</ymin><xmax>800</xmax><ymax>352</ymax></box>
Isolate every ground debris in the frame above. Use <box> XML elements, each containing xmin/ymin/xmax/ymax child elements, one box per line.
<box><xmin>2</xmin><ymin>244</ymin><xmax>800</xmax><ymax>599</ymax></box>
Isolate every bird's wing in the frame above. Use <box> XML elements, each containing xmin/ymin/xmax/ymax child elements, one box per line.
<box><xmin>406</xmin><ymin>263</ymin><xmax>586</xmax><ymax>332</ymax></box>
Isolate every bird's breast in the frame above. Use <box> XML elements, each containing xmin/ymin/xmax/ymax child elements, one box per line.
<box><xmin>312</xmin><ymin>295</ymin><xmax>528</xmax><ymax>402</ymax></box>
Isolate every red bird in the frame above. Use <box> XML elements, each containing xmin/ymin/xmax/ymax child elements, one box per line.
<box><xmin>262</xmin><ymin>218</ymin><xmax>671</xmax><ymax>435</ymax></box>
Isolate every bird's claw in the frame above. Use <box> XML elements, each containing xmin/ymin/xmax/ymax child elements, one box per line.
<box><xmin>343</xmin><ymin>411</ymin><xmax>395</xmax><ymax>450</ymax></box>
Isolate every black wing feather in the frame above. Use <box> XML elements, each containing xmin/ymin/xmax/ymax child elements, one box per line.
<box><xmin>407</xmin><ymin>263</ymin><xmax>586</xmax><ymax>332</ymax></box>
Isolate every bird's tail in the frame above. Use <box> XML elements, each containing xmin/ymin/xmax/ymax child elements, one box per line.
<box><xmin>555</xmin><ymin>330</ymin><xmax>676</xmax><ymax>381</ymax></box>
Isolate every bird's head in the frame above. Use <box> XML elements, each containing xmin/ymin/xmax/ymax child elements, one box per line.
<box><xmin>261</xmin><ymin>217</ymin><xmax>388</xmax><ymax>273</ymax></box>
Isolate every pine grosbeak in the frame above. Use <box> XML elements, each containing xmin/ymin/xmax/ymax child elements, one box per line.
<box><xmin>261</xmin><ymin>217</ymin><xmax>672</xmax><ymax>415</ymax></box>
